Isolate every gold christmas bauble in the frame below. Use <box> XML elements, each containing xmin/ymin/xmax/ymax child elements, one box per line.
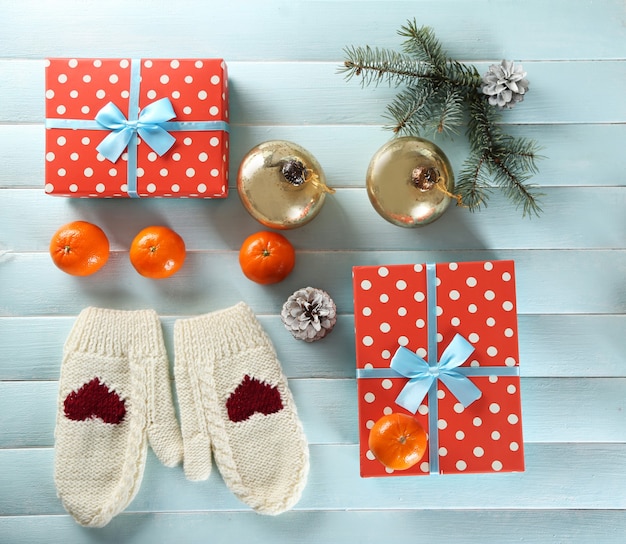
<box><xmin>366</xmin><ymin>136</ymin><xmax>455</xmax><ymax>227</ymax></box>
<box><xmin>237</xmin><ymin>140</ymin><xmax>333</xmax><ymax>230</ymax></box>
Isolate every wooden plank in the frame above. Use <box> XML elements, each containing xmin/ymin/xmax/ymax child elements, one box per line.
<box><xmin>2</xmin><ymin>510</ymin><xmax>625</xmax><ymax>544</ymax></box>
<box><xmin>3</xmin><ymin>124</ymin><xmax>626</xmax><ymax>189</ymax></box>
<box><xmin>1</xmin><ymin>60</ymin><xmax>624</xmax><ymax>124</ymax></box>
<box><xmin>1</xmin><ymin>250</ymin><xmax>625</xmax><ymax>316</ymax></box>
<box><xmin>517</xmin><ymin>314</ymin><xmax>626</xmax><ymax>378</ymax></box>
<box><xmin>0</xmin><ymin>315</ymin><xmax>357</xmax><ymax>380</ymax></box>
<box><xmin>1</xmin><ymin>444</ymin><xmax>625</xmax><ymax>514</ymax></box>
<box><xmin>1</xmin><ymin>0</ymin><xmax>624</xmax><ymax>61</ymax></box>
<box><xmin>1</xmin><ymin>378</ymin><xmax>624</xmax><ymax>448</ymax></box>
<box><xmin>2</xmin><ymin>314</ymin><xmax>625</xmax><ymax>380</ymax></box>
<box><xmin>2</xmin><ymin>187</ymin><xmax>626</xmax><ymax>251</ymax></box>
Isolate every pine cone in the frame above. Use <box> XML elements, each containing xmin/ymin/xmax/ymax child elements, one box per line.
<box><xmin>281</xmin><ymin>287</ymin><xmax>337</xmax><ymax>342</ymax></box>
<box><xmin>481</xmin><ymin>60</ymin><xmax>529</xmax><ymax>109</ymax></box>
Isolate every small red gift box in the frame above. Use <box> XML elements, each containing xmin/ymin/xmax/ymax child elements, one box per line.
<box><xmin>44</xmin><ymin>58</ymin><xmax>229</xmax><ymax>198</ymax></box>
<box><xmin>353</xmin><ymin>261</ymin><xmax>525</xmax><ymax>477</ymax></box>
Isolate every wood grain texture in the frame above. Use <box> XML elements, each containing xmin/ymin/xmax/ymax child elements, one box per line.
<box><xmin>2</xmin><ymin>444</ymin><xmax>626</xmax><ymax>513</ymax></box>
<box><xmin>2</xmin><ymin>511</ymin><xmax>626</xmax><ymax>544</ymax></box>
<box><xmin>2</xmin><ymin>0</ymin><xmax>625</xmax><ymax>61</ymax></box>
<box><xmin>0</xmin><ymin>0</ymin><xmax>625</xmax><ymax>542</ymax></box>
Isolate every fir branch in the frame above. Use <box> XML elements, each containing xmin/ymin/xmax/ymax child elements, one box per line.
<box><xmin>468</xmin><ymin>96</ymin><xmax>543</xmax><ymax>216</ymax></box>
<box><xmin>492</xmin><ymin>157</ymin><xmax>543</xmax><ymax>217</ymax></box>
<box><xmin>455</xmin><ymin>154</ymin><xmax>493</xmax><ymax>211</ymax></box>
<box><xmin>445</xmin><ymin>60</ymin><xmax>482</xmax><ymax>89</ymax></box>
<box><xmin>341</xmin><ymin>21</ymin><xmax>544</xmax><ymax>216</ymax></box>
<box><xmin>398</xmin><ymin>21</ymin><xmax>447</xmax><ymax>72</ymax></box>
<box><xmin>340</xmin><ymin>46</ymin><xmax>431</xmax><ymax>87</ymax></box>
<box><xmin>341</xmin><ymin>44</ymin><xmax>475</xmax><ymax>90</ymax></box>
<box><xmin>429</xmin><ymin>88</ymin><xmax>464</xmax><ymax>135</ymax></box>
<box><xmin>505</xmin><ymin>137</ymin><xmax>543</xmax><ymax>174</ymax></box>
<box><xmin>383</xmin><ymin>84</ymin><xmax>437</xmax><ymax>134</ymax></box>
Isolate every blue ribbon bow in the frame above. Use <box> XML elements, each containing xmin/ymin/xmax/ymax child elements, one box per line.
<box><xmin>391</xmin><ymin>333</ymin><xmax>482</xmax><ymax>414</ymax></box>
<box><xmin>95</xmin><ymin>98</ymin><xmax>176</xmax><ymax>162</ymax></box>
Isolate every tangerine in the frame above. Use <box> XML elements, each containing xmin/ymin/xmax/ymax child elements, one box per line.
<box><xmin>239</xmin><ymin>231</ymin><xmax>295</xmax><ymax>284</ymax></box>
<box><xmin>368</xmin><ymin>412</ymin><xmax>428</xmax><ymax>470</ymax></box>
<box><xmin>129</xmin><ymin>226</ymin><xmax>186</xmax><ymax>279</ymax></box>
<box><xmin>49</xmin><ymin>221</ymin><xmax>110</xmax><ymax>276</ymax></box>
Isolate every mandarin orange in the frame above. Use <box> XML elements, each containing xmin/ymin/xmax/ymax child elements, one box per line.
<box><xmin>368</xmin><ymin>412</ymin><xmax>428</xmax><ymax>470</ymax></box>
<box><xmin>239</xmin><ymin>231</ymin><xmax>295</xmax><ymax>284</ymax></box>
<box><xmin>49</xmin><ymin>221</ymin><xmax>110</xmax><ymax>276</ymax></box>
<box><xmin>129</xmin><ymin>226</ymin><xmax>186</xmax><ymax>279</ymax></box>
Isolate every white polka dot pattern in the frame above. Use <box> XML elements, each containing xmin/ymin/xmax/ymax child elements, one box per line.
<box><xmin>44</xmin><ymin>58</ymin><xmax>229</xmax><ymax>198</ymax></box>
<box><xmin>353</xmin><ymin>261</ymin><xmax>524</xmax><ymax>477</ymax></box>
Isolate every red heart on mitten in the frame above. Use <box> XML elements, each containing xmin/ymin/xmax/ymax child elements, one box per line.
<box><xmin>226</xmin><ymin>375</ymin><xmax>284</xmax><ymax>423</ymax></box>
<box><xmin>64</xmin><ymin>378</ymin><xmax>126</xmax><ymax>424</ymax></box>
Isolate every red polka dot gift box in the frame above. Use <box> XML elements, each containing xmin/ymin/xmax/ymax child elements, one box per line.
<box><xmin>353</xmin><ymin>261</ymin><xmax>525</xmax><ymax>477</ymax></box>
<box><xmin>44</xmin><ymin>58</ymin><xmax>229</xmax><ymax>198</ymax></box>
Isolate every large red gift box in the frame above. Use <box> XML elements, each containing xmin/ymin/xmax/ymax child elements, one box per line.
<box><xmin>353</xmin><ymin>261</ymin><xmax>525</xmax><ymax>477</ymax></box>
<box><xmin>44</xmin><ymin>58</ymin><xmax>229</xmax><ymax>198</ymax></box>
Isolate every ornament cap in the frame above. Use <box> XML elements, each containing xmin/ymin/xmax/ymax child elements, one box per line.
<box><xmin>411</xmin><ymin>166</ymin><xmax>440</xmax><ymax>192</ymax></box>
<box><xmin>281</xmin><ymin>159</ymin><xmax>308</xmax><ymax>186</ymax></box>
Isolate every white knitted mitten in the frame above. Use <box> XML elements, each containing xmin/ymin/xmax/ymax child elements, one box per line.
<box><xmin>54</xmin><ymin>307</ymin><xmax>183</xmax><ymax>527</ymax></box>
<box><xmin>174</xmin><ymin>302</ymin><xmax>309</xmax><ymax>515</ymax></box>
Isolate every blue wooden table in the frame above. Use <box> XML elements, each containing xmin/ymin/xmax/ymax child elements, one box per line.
<box><xmin>1</xmin><ymin>1</ymin><xmax>625</xmax><ymax>542</ymax></box>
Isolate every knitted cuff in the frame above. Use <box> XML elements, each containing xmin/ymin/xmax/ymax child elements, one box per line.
<box><xmin>64</xmin><ymin>307</ymin><xmax>166</xmax><ymax>358</ymax></box>
<box><xmin>174</xmin><ymin>302</ymin><xmax>272</xmax><ymax>362</ymax></box>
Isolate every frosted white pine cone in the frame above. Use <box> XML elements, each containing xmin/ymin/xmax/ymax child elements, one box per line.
<box><xmin>481</xmin><ymin>60</ymin><xmax>529</xmax><ymax>109</ymax></box>
<box><xmin>281</xmin><ymin>287</ymin><xmax>337</xmax><ymax>342</ymax></box>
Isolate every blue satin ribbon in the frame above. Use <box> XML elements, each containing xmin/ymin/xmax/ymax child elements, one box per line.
<box><xmin>95</xmin><ymin>98</ymin><xmax>176</xmax><ymax>162</ymax></box>
<box><xmin>391</xmin><ymin>334</ymin><xmax>481</xmax><ymax>413</ymax></box>
<box><xmin>356</xmin><ymin>263</ymin><xmax>519</xmax><ymax>474</ymax></box>
<box><xmin>44</xmin><ymin>59</ymin><xmax>229</xmax><ymax>198</ymax></box>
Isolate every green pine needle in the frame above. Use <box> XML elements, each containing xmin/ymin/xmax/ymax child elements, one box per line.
<box><xmin>398</xmin><ymin>22</ymin><xmax>447</xmax><ymax>70</ymax></box>
<box><xmin>430</xmin><ymin>89</ymin><xmax>464</xmax><ymax>135</ymax></box>
<box><xmin>383</xmin><ymin>84</ymin><xmax>436</xmax><ymax>134</ymax></box>
<box><xmin>339</xmin><ymin>45</ymin><xmax>430</xmax><ymax>87</ymax></box>
<box><xmin>340</xmin><ymin>20</ymin><xmax>543</xmax><ymax>216</ymax></box>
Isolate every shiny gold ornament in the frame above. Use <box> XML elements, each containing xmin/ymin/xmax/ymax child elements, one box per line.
<box><xmin>237</xmin><ymin>140</ymin><xmax>334</xmax><ymax>230</ymax></box>
<box><xmin>366</xmin><ymin>137</ymin><xmax>456</xmax><ymax>227</ymax></box>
